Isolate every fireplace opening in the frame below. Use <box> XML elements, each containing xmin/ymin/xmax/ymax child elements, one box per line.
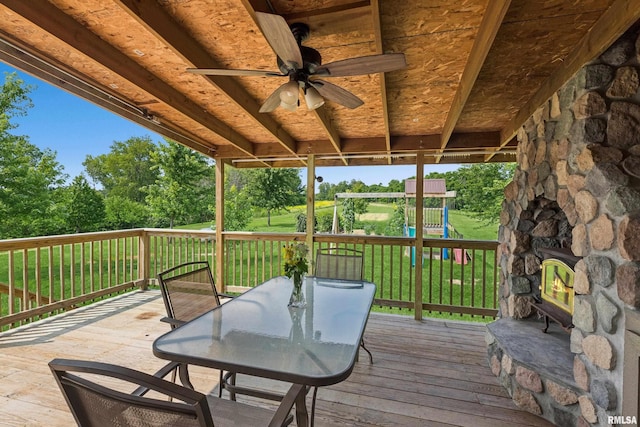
<box><xmin>539</xmin><ymin>251</ymin><xmax>576</xmax><ymax>314</ymax></box>
<box><xmin>540</xmin><ymin>258</ymin><xmax>574</xmax><ymax>313</ymax></box>
<box><xmin>530</xmin><ymin>247</ymin><xmax>579</xmax><ymax>333</ymax></box>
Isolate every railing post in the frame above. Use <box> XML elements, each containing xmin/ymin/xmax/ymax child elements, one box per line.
<box><xmin>414</xmin><ymin>153</ymin><xmax>424</xmax><ymax>320</ymax></box>
<box><xmin>138</xmin><ymin>229</ymin><xmax>150</xmax><ymax>290</ymax></box>
<box><xmin>215</xmin><ymin>160</ymin><xmax>225</xmax><ymax>292</ymax></box>
<box><xmin>306</xmin><ymin>154</ymin><xmax>316</xmax><ymax>268</ymax></box>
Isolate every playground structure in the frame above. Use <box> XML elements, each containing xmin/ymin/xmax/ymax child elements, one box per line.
<box><xmin>331</xmin><ymin>179</ymin><xmax>462</xmax><ymax>263</ymax></box>
<box><xmin>403</xmin><ymin>179</ymin><xmax>458</xmax><ymax>239</ymax></box>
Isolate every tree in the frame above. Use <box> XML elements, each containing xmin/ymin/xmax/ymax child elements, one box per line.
<box><xmin>145</xmin><ymin>140</ymin><xmax>213</xmax><ymax>228</ymax></box>
<box><xmin>0</xmin><ymin>73</ymin><xmax>67</xmax><ymax>238</ymax></box>
<box><xmin>317</xmin><ymin>182</ymin><xmax>334</xmax><ymax>201</ymax></box>
<box><xmin>221</xmin><ymin>185</ymin><xmax>252</xmax><ymax>231</ymax></box>
<box><xmin>350</xmin><ymin>181</ymin><xmax>369</xmax><ymax>216</ymax></box>
<box><xmin>385</xmin><ymin>203</ymin><xmax>405</xmax><ymax>236</ymax></box>
<box><xmin>226</xmin><ymin>167</ymin><xmax>251</xmax><ymax>192</ymax></box>
<box><xmin>341</xmin><ymin>198</ymin><xmax>356</xmax><ymax>233</ymax></box>
<box><xmin>65</xmin><ymin>175</ymin><xmax>106</xmax><ymax>232</ymax></box>
<box><xmin>0</xmin><ymin>72</ymin><xmax>33</xmax><ymax>133</ymax></box>
<box><xmin>0</xmin><ymin>136</ymin><xmax>67</xmax><ymax>238</ymax></box>
<box><xmin>83</xmin><ymin>136</ymin><xmax>158</xmax><ymax>203</ymax></box>
<box><xmin>104</xmin><ymin>195</ymin><xmax>150</xmax><ymax>229</ymax></box>
<box><xmin>245</xmin><ymin>168</ymin><xmax>303</xmax><ymax>226</ymax></box>
<box><xmin>387</xmin><ymin>179</ymin><xmax>405</xmax><ymax>193</ymax></box>
<box><xmin>447</xmin><ymin>163</ymin><xmax>516</xmax><ymax>223</ymax></box>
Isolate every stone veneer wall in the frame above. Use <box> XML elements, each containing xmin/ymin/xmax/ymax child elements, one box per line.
<box><xmin>488</xmin><ymin>25</ymin><xmax>640</xmax><ymax>426</ymax></box>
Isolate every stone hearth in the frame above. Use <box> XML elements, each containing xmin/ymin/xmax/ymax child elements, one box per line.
<box><xmin>487</xmin><ymin>25</ymin><xmax>640</xmax><ymax>427</ymax></box>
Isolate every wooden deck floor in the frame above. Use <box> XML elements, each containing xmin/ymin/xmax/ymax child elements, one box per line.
<box><xmin>0</xmin><ymin>290</ymin><xmax>553</xmax><ymax>427</ymax></box>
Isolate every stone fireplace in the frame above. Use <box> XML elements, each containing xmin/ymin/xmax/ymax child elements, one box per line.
<box><xmin>486</xmin><ymin>25</ymin><xmax>640</xmax><ymax>427</ymax></box>
<box><xmin>536</xmin><ymin>248</ymin><xmax>578</xmax><ymax>332</ymax></box>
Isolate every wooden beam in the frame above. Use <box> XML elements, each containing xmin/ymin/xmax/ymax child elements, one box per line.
<box><xmin>371</xmin><ymin>0</ymin><xmax>392</xmax><ymax>164</ymax></box>
<box><xmin>311</xmin><ymin>105</ymin><xmax>347</xmax><ymax>165</ymax></box>
<box><xmin>0</xmin><ymin>34</ymin><xmax>217</xmax><ymax>157</ymax></box>
<box><xmin>284</xmin><ymin>1</ymin><xmax>370</xmax><ymax>19</ymax></box>
<box><xmin>115</xmin><ymin>0</ymin><xmax>301</xmax><ymax>158</ymax></box>
<box><xmin>1</xmin><ymin>0</ymin><xmax>257</xmax><ymax>157</ymax></box>
<box><xmin>437</xmin><ymin>0</ymin><xmax>511</xmax><ymax>163</ymax></box>
<box><xmin>240</xmin><ymin>0</ymin><xmax>272</xmax><ymax>14</ymax></box>
<box><xmin>489</xmin><ymin>0</ymin><xmax>640</xmax><ymax>161</ymax></box>
<box><xmin>393</xmin><ymin>132</ymin><xmax>501</xmax><ymax>151</ymax></box>
<box><xmin>213</xmin><ymin>131</ymin><xmax>502</xmax><ymax>158</ymax></box>
<box><xmin>243</xmin><ymin>0</ymin><xmax>372</xmax><ymax>37</ymax></box>
<box><xmin>285</xmin><ymin>3</ymin><xmax>371</xmax><ymax>38</ymax></box>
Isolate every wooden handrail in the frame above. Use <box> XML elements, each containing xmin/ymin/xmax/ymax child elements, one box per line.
<box><xmin>0</xmin><ymin>282</ymin><xmax>53</xmax><ymax>306</ymax></box>
<box><xmin>1</xmin><ymin>228</ymin><xmax>499</xmax><ymax>330</ymax></box>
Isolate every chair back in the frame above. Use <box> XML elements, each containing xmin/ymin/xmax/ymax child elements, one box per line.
<box><xmin>315</xmin><ymin>247</ymin><xmax>364</xmax><ymax>281</ymax></box>
<box><xmin>158</xmin><ymin>261</ymin><xmax>221</xmax><ymax>325</ymax></box>
<box><xmin>49</xmin><ymin>358</ymin><xmax>212</xmax><ymax>427</ymax></box>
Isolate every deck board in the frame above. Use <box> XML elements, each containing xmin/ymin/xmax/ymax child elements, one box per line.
<box><xmin>0</xmin><ymin>290</ymin><xmax>553</xmax><ymax>426</ymax></box>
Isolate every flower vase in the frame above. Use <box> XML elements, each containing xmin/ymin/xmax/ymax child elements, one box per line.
<box><xmin>288</xmin><ymin>272</ymin><xmax>306</xmax><ymax>308</ymax></box>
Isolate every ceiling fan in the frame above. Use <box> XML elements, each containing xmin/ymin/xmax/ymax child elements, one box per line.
<box><xmin>187</xmin><ymin>12</ymin><xmax>407</xmax><ymax>113</ymax></box>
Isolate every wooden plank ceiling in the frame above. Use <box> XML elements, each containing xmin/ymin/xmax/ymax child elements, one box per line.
<box><xmin>0</xmin><ymin>0</ymin><xmax>635</xmax><ymax>168</ymax></box>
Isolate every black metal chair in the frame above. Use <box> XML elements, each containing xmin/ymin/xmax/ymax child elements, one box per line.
<box><xmin>313</xmin><ymin>247</ymin><xmax>372</xmax><ymax>426</ymax></box>
<box><xmin>157</xmin><ymin>261</ymin><xmax>284</xmax><ymax>402</ymax></box>
<box><xmin>49</xmin><ymin>358</ymin><xmax>305</xmax><ymax>427</ymax></box>
<box><xmin>315</xmin><ymin>247</ymin><xmax>364</xmax><ymax>282</ymax></box>
<box><xmin>314</xmin><ymin>247</ymin><xmax>372</xmax><ymax>363</ymax></box>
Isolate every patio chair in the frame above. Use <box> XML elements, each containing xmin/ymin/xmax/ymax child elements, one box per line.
<box><xmin>49</xmin><ymin>358</ymin><xmax>303</xmax><ymax>427</ymax></box>
<box><xmin>312</xmin><ymin>247</ymin><xmax>371</xmax><ymax>427</ymax></box>
<box><xmin>315</xmin><ymin>247</ymin><xmax>364</xmax><ymax>282</ymax></box>
<box><xmin>157</xmin><ymin>261</ymin><xmax>284</xmax><ymax>402</ymax></box>
<box><xmin>314</xmin><ymin>247</ymin><xmax>372</xmax><ymax>362</ymax></box>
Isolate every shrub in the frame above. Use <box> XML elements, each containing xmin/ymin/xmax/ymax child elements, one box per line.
<box><xmin>296</xmin><ymin>213</ymin><xmax>306</xmax><ymax>232</ymax></box>
<box><xmin>316</xmin><ymin>211</ymin><xmax>334</xmax><ymax>232</ymax></box>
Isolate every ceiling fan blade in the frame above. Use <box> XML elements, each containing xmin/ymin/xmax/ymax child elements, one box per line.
<box><xmin>259</xmin><ymin>82</ymin><xmax>288</xmax><ymax>113</ymax></box>
<box><xmin>187</xmin><ymin>68</ymin><xmax>285</xmax><ymax>77</ymax></box>
<box><xmin>255</xmin><ymin>12</ymin><xmax>303</xmax><ymax>71</ymax></box>
<box><xmin>314</xmin><ymin>53</ymin><xmax>406</xmax><ymax>77</ymax></box>
<box><xmin>310</xmin><ymin>80</ymin><xmax>364</xmax><ymax>109</ymax></box>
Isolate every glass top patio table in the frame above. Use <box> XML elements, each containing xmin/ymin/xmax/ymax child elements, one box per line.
<box><xmin>153</xmin><ymin>275</ymin><xmax>376</xmax><ymax>387</ymax></box>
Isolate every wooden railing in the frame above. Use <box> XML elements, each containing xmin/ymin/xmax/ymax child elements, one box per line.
<box><xmin>0</xmin><ymin>230</ymin><xmax>145</xmax><ymax>329</ymax></box>
<box><xmin>0</xmin><ymin>228</ymin><xmax>498</xmax><ymax>330</ymax></box>
<box><xmin>222</xmin><ymin>233</ymin><xmax>498</xmax><ymax>318</ymax></box>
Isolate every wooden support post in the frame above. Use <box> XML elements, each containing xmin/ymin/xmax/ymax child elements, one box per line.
<box><xmin>414</xmin><ymin>154</ymin><xmax>424</xmax><ymax>320</ymax></box>
<box><xmin>138</xmin><ymin>229</ymin><xmax>150</xmax><ymax>290</ymax></box>
<box><xmin>215</xmin><ymin>160</ymin><xmax>225</xmax><ymax>292</ymax></box>
<box><xmin>306</xmin><ymin>155</ymin><xmax>316</xmax><ymax>269</ymax></box>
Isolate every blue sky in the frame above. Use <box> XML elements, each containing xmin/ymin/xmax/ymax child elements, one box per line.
<box><xmin>1</xmin><ymin>63</ymin><xmax>459</xmax><ymax>186</ymax></box>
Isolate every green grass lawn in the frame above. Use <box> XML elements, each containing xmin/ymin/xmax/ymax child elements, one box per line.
<box><xmin>230</xmin><ymin>202</ymin><xmax>496</xmax><ymax>240</ymax></box>
<box><xmin>448</xmin><ymin>210</ymin><xmax>499</xmax><ymax>240</ymax></box>
<box><xmin>179</xmin><ymin>201</ymin><xmax>337</xmax><ymax>233</ymax></box>
<box><xmin>219</xmin><ymin>204</ymin><xmax>499</xmax><ymax>323</ymax></box>
<box><xmin>2</xmin><ymin>203</ymin><xmax>499</xmax><ymax>329</ymax></box>
<box><xmin>248</xmin><ymin>205</ymin><xmax>335</xmax><ymax>232</ymax></box>
<box><xmin>180</xmin><ymin>202</ymin><xmax>498</xmax><ymax>238</ymax></box>
<box><xmin>364</xmin><ymin>202</ymin><xmax>397</xmax><ymax>215</ymax></box>
<box><xmin>244</xmin><ymin>201</ymin><xmax>397</xmax><ymax>233</ymax></box>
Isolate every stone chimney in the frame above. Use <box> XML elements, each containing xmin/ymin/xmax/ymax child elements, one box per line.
<box><xmin>487</xmin><ymin>25</ymin><xmax>640</xmax><ymax>427</ymax></box>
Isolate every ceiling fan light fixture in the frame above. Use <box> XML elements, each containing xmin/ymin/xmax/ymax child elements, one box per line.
<box><xmin>188</xmin><ymin>13</ymin><xmax>407</xmax><ymax>112</ymax></box>
<box><xmin>279</xmin><ymin>80</ymin><xmax>299</xmax><ymax>105</ymax></box>
<box><xmin>304</xmin><ymin>86</ymin><xmax>325</xmax><ymax>110</ymax></box>
<box><xmin>280</xmin><ymin>100</ymin><xmax>298</xmax><ymax>111</ymax></box>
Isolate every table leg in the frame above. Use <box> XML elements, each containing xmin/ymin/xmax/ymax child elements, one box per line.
<box><xmin>178</xmin><ymin>363</ymin><xmax>194</xmax><ymax>390</ymax></box>
<box><xmin>295</xmin><ymin>387</ymin><xmax>309</xmax><ymax>427</ymax></box>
